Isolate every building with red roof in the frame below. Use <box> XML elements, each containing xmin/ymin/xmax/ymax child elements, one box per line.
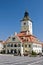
<box><xmin>2</xmin><ymin>11</ymin><xmax>42</xmax><ymax>55</ymax></box>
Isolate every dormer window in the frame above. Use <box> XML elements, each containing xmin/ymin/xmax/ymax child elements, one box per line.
<box><xmin>29</xmin><ymin>44</ymin><xmax>31</xmax><ymax>48</ymax></box>
<box><xmin>21</xmin><ymin>37</ymin><xmax>23</xmax><ymax>39</ymax></box>
<box><xmin>12</xmin><ymin>37</ymin><xmax>15</xmax><ymax>41</ymax></box>
<box><xmin>25</xmin><ymin>44</ymin><xmax>27</xmax><ymax>47</ymax></box>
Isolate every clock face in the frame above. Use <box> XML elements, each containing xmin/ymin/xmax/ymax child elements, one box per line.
<box><xmin>23</xmin><ymin>26</ymin><xmax>28</xmax><ymax>31</ymax></box>
<box><xmin>24</xmin><ymin>27</ymin><xmax>26</xmax><ymax>29</ymax></box>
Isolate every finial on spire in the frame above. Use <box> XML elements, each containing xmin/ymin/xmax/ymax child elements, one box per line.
<box><xmin>24</xmin><ymin>10</ymin><xmax>29</xmax><ymax>17</ymax></box>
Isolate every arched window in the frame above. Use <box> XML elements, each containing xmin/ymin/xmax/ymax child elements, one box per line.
<box><xmin>24</xmin><ymin>22</ymin><xmax>26</xmax><ymax>25</ymax></box>
<box><xmin>18</xmin><ymin>49</ymin><xmax>20</xmax><ymax>55</ymax></box>
<box><xmin>7</xmin><ymin>43</ymin><xmax>10</xmax><ymax>47</ymax></box>
<box><xmin>7</xmin><ymin>50</ymin><xmax>9</xmax><ymax>54</ymax></box>
<box><xmin>11</xmin><ymin>49</ymin><xmax>13</xmax><ymax>54</ymax></box>
<box><xmin>18</xmin><ymin>44</ymin><xmax>21</xmax><ymax>47</ymax></box>
<box><xmin>11</xmin><ymin>44</ymin><xmax>13</xmax><ymax>47</ymax></box>
<box><xmin>14</xmin><ymin>44</ymin><xmax>17</xmax><ymax>47</ymax></box>
<box><xmin>14</xmin><ymin>49</ymin><xmax>17</xmax><ymax>54</ymax></box>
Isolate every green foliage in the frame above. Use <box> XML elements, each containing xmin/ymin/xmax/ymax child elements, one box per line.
<box><xmin>31</xmin><ymin>51</ymin><xmax>37</xmax><ymax>55</ymax></box>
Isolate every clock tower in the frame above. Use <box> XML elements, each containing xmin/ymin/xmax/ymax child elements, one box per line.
<box><xmin>21</xmin><ymin>11</ymin><xmax>32</xmax><ymax>34</ymax></box>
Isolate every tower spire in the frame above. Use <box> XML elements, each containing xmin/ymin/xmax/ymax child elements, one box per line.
<box><xmin>21</xmin><ymin>11</ymin><xmax>32</xmax><ymax>34</ymax></box>
<box><xmin>21</xmin><ymin>11</ymin><xmax>31</xmax><ymax>21</ymax></box>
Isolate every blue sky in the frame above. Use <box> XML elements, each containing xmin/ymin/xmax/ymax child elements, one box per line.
<box><xmin>0</xmin><ymin>0</ymin><xmax>43</xmax><ymax>41</ymax></box>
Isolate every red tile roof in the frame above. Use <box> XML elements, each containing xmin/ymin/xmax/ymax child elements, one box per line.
<box><xmin>42</xmin><ymin>44</ymin><xmax>43</xmax><ymax>47</ymax></box>
<box><xmin>3</xmin><ymin>31</ymin><xmax>42</xmax><ymax>45</ymax></box>
<box><xmin>17</xmin><ymin>31</ymin><xmax>42</xmax><ymax>44</ymax></box>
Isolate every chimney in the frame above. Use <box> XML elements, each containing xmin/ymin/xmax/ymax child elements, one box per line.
<box><xmin>26</xmin><ymin>31</ymin><xmax>29</xmax><ymax>35</ymax></box>
<box><xmin>14</xmin><ymin>32</ymin><xmax>17</xmax><ymax>35</ymax></box>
